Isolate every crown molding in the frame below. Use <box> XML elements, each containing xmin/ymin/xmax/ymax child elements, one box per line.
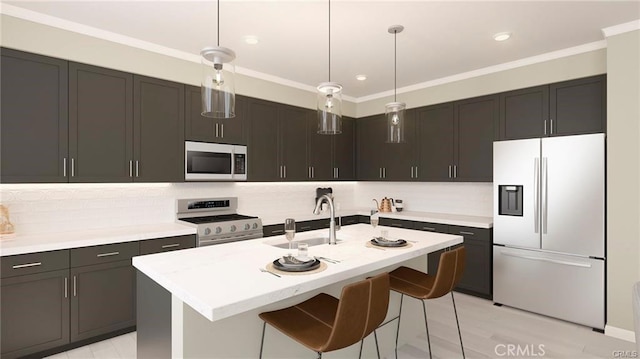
<box><xmin>602</xmin><ymin>19</ymin><xmax>640</xmax><ymax>38</ymax></box>
<box><xmin>356</xmin><ymin>40</ymin><xmax>607</xmax><ymax>103</ymax></box>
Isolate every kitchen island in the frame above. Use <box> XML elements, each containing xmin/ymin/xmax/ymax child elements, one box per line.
<box><xmin>133</xmin><ymin>224</ymin><xmax>462</xmax><ymax>358</ymax></box>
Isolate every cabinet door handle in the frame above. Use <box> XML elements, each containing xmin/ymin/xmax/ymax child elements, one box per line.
<box><xmin>283</xmin><ymin>165</ymin><xmax>286</xmax><ymax>179</ymax></box>
<box><xmin>335</xmin><ymin>167</ymin><xmax>338</xmax><ymax>178</ymax></box>
<box><xmin>136</xmin><ymin>161</ymin><xmax>139</xmax><ymax>177</ymax></box>
<box><xmin>300</xmin><ymin>226</ymin><xmax>311</xmax><ymax>230</ymax></box>
<box><xmin>411</xmin><ymin>166</ymin><xmax>414</xmax><ymax>178</ymax></box>
<box><xmin>97</xmin><ymin>251</ymin><xmax>120</xmax><ymax>257</ymax></box>
<box><xmin>550</xmin><ymin>119</ymin><xmax>554</xmax><ymax>135</ymax></box>
<box><xmin>71</xmin><ymin>158</ymin><xmax>75</xmax><ymax>177</ymax></box>
<box><xmin>12</xmin><ymin>262</ymin><xmax>42</xmax><ymax>269</ymax></box>
<box><xmin>129</xmin><ymin>160</ymin><xmax>133</xmax><ymax>177</ymax></box>
<box><xmin>454</xmin><ymin>165</ymin><xmax>457</xmax><ymax>178</ymax></box>
<box><xmin>215</xmin><ymin>123</ymin><xmax>219</xmax><ymax>138</ymax></box>
<box><xmin>221</xmin><ymin>124</ymin><xmax>224</xmax><ymax>138</ymax></box>
<box><xmin>161</xmin><ymin>243</ymin><xmax>180</xmax><ymax>249</ymax></box>
<box><xmin>448</xmin><ymin>165</ymin><xmax>452</xmax><ymax>178</ymax></box>
<box><xmin>544</xmin><ymin>119</ymin><xmax>547</xmax><ymax>135</ymax></box>
<box><xmin>415</xmin><ymin>166</ymin><xmax>418</xmax><ymax>178</ymax></box>
<box><xmin>73</xmin><ymin>275</ymin><xmax>77</xmax><ymax>297</ymax></box>
<box><xmin>422</xmin><ymin>226</ymin><xmax>436</xmax><ymax>231</ymax></box>
<box><xmin>383</xmin><ymin>167</ymin><xmax>386</xmax><ymax>179</ymax></box>
<box><xmin>63</xmin><ymin>158</ymin><xmax>67</xmax><ymax>177</ymax></box>
<box><xmin>308</xmin><ymin>167</ymin><xmax>311</xmax><ymax>179</ymax></box>
<box><xmin>272</xmin><ymin>229</ymin><xmax>284</xmax><ymax>234</ymax></box>
<box><xmin>64</xmin><ymin>277</ymin><xmax>68</xmax><ymax>298</ymax></box>
<box><xmin>379</xmin><ymin>168</ymin><xmax>382</xmax><ymax>179</ymax></box>
<box><xmin>459</xmin><ymin>231</ymin><xmax>475</xmax><ymax>236</ymax></box>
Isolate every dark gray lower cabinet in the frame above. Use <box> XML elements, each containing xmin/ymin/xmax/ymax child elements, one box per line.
<box><xmin>427</xmin><ymin>225</ymin><xmax>493</xmax><ymax>299</ymax></box>
<box><xmin>70</xmin><ymin>260</ymin><xmax>136</xmax><ymax>342</ymax></box>
<box><xmin>1</xmin><ymin>269</ymin><xmax>70</xmax><ymax>359</ymax></box>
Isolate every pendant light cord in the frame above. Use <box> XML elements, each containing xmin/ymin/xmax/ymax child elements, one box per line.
<box><xmin>217</xmin><ymin>0</ymin><xmax>220</xmax><ymax>46</ymax></box>
<box><xmin>394</xmin><ymin>31</ymin><xmax>397</xmax><ymax>102</ymax></box>
<box><xmin>328</xmin><ymin>0</ymin><xmax>331</xmax><ymax>82</ymax></box>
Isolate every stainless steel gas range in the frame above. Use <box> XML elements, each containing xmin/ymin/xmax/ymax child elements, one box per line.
<box><xmin>176</xmin><ymin>197</ymin><xmax>263</xmax><ymax>246</ymax></box>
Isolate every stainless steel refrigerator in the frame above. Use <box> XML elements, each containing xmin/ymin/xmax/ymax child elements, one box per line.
<box><xmin>493</xmin><ymin>133</ymin><xmax>605</xmax><ymax>329</ymax></box>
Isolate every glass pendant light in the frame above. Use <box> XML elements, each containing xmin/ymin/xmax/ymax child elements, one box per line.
<box><xmin>201</xmin><ymin>0</ymin><xmax>236</xmax><ymax>118</ymax></box>
<box><xmin>317</xmin><ymin>0</ymin><xmax>342</xmax><ymax>134</ymax></box>
<box><xmin>386</xmin><ymin>25</ymin><xmax>406</xmax><ymax>143</ymax></box>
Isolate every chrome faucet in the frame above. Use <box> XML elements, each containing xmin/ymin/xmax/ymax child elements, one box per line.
<box><xmin>313</xmin><ymin>194</ymin><xmax>337</xmax><ymax>245</ymax></box>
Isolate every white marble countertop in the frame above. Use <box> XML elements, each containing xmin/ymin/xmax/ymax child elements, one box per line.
<box><xmin>0</xmin><ymin>222</ymin><xmax>197</xmax><ymax>257</ymax></box>
<box><xmin>132</xmin><ymin>223</ymin><xmax>462</xmax><ymax>322</ymax></box>
<box><xmin>261</xmin><ymin>208</ymin><xmax>493</xmax><ymax>229</ymax></box>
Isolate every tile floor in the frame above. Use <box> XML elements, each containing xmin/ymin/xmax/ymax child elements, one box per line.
<box><xmin>45</xmin><ymin>293</ymin><xmax>636</xmax><ymax>358</ymax></box>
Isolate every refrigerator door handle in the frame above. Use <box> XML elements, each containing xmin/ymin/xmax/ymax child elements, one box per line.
<box><xmin>534</xmin><ymin>158</ymin><xmax>539</xmax><ymax>233</ymax></box>
<box><xmin>501</xmin><ymin>250</ymin><xmax>592</xmax><ymax>268</ymax></box>
<box><xmin>542</xmin><ymin>157</ymin><xmax>548</xmax><ymax>234</ymax></box>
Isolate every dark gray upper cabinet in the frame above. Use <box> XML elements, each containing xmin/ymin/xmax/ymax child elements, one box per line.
<box><xmin>415</xmin><ymin>103</ymin><xmax>455</xmax><ymax>181</ymax></box>
<box><xmin>333</xmin><ymin>117</ymin><xmax>356</xmax><ymax>180</ymax></box>
<box><xmin>384</xmin><ymin>110</ymin><xmax>415</xmax><ymax>181</ymax></box>
<box><xmin>499</xmin><ymin>85</ymin><xmax>549</xmax><ymax>140</ymax></box>
<box><xmin>498</xmin><ymin>75</ymin><xmax>606</xmax><ymax>140</ymax></box>
<box><xmin>279</xmin><ymin>105</ymin><xmax>309</xmax><ymax>181</ymax></box>
<box><xmin>133</xmin><ymin>76</ymin><xmax>185</xmax><ymax>182</ymax></box>
<box><xmin>307</xmin><ymin>115</ymin><xmax>355</xmax><ymax>181</ymax></box>
<box><xmin>356</xmin><ymin>114</ymin><xmax>387</xmax><ymax>180</ymax></box>
<box><xmin>454</xmin><ymin>94</ymin><xmax>499</xmax><ymax>182</ymax></box>
<box><xmin>247</xmin><ymin>98</ymin><xmax>280</xmax><ymax>181</ymax></box>
<box><xmin>307</xmin><ymin>113</ymin><xmax>334</xmax><ymax>180</ymax></box>
<box><xmin>550</xmin><ymin>75</ymin><xmax>606</xmax><ymax>136</ymax></box>
<box><xmin>1</xmin><ymin>48</ymin><xmax>69</xmax><ymax>183</ymax></box>
<box><xmin>69</xmin><ymin>63</ymin><xmax>133</xmax><ymax>182</ymax></box>
<box><xmin>185</xmin><ymin>85</ymin><xmax>246</xmax><ymax>145</ymax></box>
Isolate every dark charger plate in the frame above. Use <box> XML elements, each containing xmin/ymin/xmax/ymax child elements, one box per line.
<box><xmin>272</xmin><ymin>258</ymin><xmax>321</xmax><ymax>272</ymax></box>
<box><xmin>370</xmin><ymin>238</ymin><xmax>408</xmax><ymax>247</ymax></box>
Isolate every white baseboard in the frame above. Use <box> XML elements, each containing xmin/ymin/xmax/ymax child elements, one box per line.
<box><xmin>605</xmin><ymin>325</ymin><xmax>637</xmax><ymax>343</ymax></box>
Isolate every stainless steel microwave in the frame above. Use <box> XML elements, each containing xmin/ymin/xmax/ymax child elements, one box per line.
<box><xmin>185</xmin><ymin>142</ymin><xmax>247</xmax><ymax>181</ymax></box>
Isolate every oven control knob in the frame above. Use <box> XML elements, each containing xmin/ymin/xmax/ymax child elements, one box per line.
<box><xmin>230</xmin><ymin>225</ymin><xmax>237</xmax><ymax>232</ymax></box>
<box><xmin>244</xmin><ymin>223</ymin><xmax>250</xmax><ymax>230</ymax></box>
<box><xmin>215</xmin><ymin>226</ymin><xmax>222</xmax><ymax>234</ymax></box>
<box><xmin>204</xmin><ymin>227</ymin><xmax>211</xmax><ymax>235</ymax></box>
<box><xmin>252</xmin><ymin>223</ymin><xmax>258</xmax><ymax>229</ymax></box>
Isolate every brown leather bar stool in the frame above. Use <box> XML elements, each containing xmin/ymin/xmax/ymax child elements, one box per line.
<box><xmin>389</xmin><ymin>246</ymin><xmax>466</xmax><ymax>359</ymax></box>
<box><xmin>258</xmin><ymin>272</ymin><xmax>390</xmax><ymax>359</ymax></box>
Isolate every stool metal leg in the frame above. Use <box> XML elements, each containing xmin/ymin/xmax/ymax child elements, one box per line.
<box><xmin>451</xmin><ymin>292</ymin><xmax>465</xmax><ymax>358</ymax></box>
<box><xmin>374</xmin><ymin>330</ymin><xmax>381</xmax><ymax>359</ymax></box>
<box><xmin>259</xmin><ymin>322</ymin><xmax>266</xmax><ymax>359</ymax></box>
<box><xmin>394</xmin><ymin>294</ymin><xmax>404</xmax><ymax>359</ymax></box>
<box><xmin>358</xmin><ymin>338</ymin><xmax>364</xmax><ymax>359</ymax></box>
<box><xmin>422</xmin><ymin>300</ymin><xmax>433</xmax><ymax>359</ymax></box>
<box><xmin>317</xmin><ymin>352</ymin><xmax>322</xmax><ymax>359</ymax></box>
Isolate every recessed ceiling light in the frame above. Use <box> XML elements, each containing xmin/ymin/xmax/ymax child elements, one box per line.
<box><xmin>243</xmin><ymin>36</ymin><xmax>259</xmax><ymax>45</ymax></box>
<box><xmin>493</xmin><ymin>32</ymin><xmax>511</xmax><ymax>42</ymax></box>
<box><xmin>356</xmin><ymin>74</ymin><xmax>367</xmax><ymax>81</ymax></box>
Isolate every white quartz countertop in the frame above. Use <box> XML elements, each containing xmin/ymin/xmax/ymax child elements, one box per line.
<box><xmin>132</xmin><ymin>223</ymin><xmax>462</xmax><ymax>322</ymax></box>
<box><xmin>0</xmin><ymin>223</ymin><xmax>197</xmax><ymax>257</ymax></box>
<box><xmin>262</xmin><ymin>208</ymin><xmax>493</xmax><ymax>229</ymax></box>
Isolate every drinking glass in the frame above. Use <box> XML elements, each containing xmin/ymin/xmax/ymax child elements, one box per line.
<box><xmin>370</xmin><ymin>210</ymin><xmax>379</xmax><ymax>233</ymax></box>
<box><xmin>284</xmin><ymin>218</ymin><xmax>296</xmax><ymax>251</ymax></box>
<box><xmin>297</xmin><ymin>243</ymin><xmax>309</xmax><ymax>260</ymax></box>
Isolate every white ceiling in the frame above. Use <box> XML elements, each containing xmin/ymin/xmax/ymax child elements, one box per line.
<box><xmin>3</xmin><ymin>1</ymin><xmax>640</xmax><ymax>100</ymax></box>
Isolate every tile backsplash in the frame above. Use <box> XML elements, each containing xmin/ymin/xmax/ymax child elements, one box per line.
<box><xmin>0</xmin><ymin>181</ymin><xmax>492</xmax><ymax>235</ymax></box>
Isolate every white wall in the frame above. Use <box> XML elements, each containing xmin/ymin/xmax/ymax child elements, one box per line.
<box><xmin>606</xmin><ymin>29</ymin><xmax>640</xmax><ymax>335</ymax></box>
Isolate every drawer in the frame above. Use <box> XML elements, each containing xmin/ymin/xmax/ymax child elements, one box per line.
<box><xmin>448</xmin><ymin>225</ymin><xmax>491</xmax><ymax>242</ymax></box>
<box><xmin>414</xmin><ymin>222</ymin><xmax>449</xmax><ymax>233</ymax></box>
<box><xmin>340</xmin><ymin>215</ymin><xmax>360</xmax><ymax>226</ymax></box>
<box><xmin>1</xmin><ymin>250</ymin><xmax>69</xmax><ymax>278</ymax></box>
<box><xmin>139</xmin><ymin>235</ymin><xmax>196</xmax><ymax>255</ymax></box>
<box><xmin>71</xmin><ymin>241</ymin><xmax>139</xmax><ymax>267</ymax></box>
<box><xmin>379</xmin><ymin>218</ymin><xmax>414</xmax><ymax>229</ymax></box>
<box><xmin>263</xmin><ymin>224</ymin><xmax>284</xmax><ymax>238</ymax></box>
